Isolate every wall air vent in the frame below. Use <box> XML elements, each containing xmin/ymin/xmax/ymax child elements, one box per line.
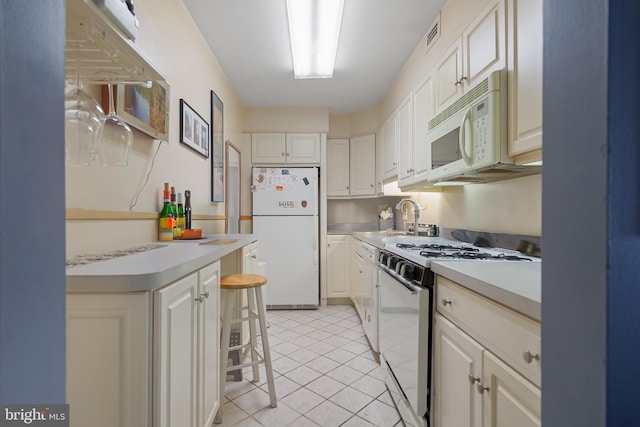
<box><xmin>425</xmin><ymin>13</ymin><xmax>441</xmax><ymax>53</ymax></box>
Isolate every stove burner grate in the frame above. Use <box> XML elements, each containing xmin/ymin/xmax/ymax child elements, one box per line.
<box><xmin>418</xmin><ymin>250</ymin><xmax>532</xmax><ymax>261</ymax></box>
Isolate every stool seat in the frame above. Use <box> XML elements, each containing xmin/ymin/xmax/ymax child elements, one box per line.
<box><xmin>220</xmin><ymin>273</ymin><xmax>267</xmax><ymax>289</ymax></box>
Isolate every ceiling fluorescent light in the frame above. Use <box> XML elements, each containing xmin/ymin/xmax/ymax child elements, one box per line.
<box><xmin>286</xmin><ymin>0</ymin><xmax>344</xmax><ymax>79</ymax></box>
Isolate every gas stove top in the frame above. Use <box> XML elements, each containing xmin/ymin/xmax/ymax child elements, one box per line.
<box><xmin>384</xmin><ymin>238</ymin><xmax>539</xmax><ymax>267</ymax></box>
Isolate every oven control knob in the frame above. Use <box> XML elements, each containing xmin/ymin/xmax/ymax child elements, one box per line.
<box><xmin>379</xmin><ymin>253</ymin><xmax>388</xmax><ymax>265</ymax></box>
<box><xmin>388</xmin><ymin>256</ymin><xmax>399</xmax><ymax>269</ymax></box>
<box><xmin>401</xmin><ymin>263</ymin><xmax>415</xmax><ymax>279</ymax></box>
<box><xmin>395</xmin><ymin>261</ymin><xmax>404</xmax><ymax>274</ymax></box>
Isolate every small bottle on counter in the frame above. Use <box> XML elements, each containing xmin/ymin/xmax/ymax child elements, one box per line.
<box><xmin>159</xmin><ymin>183</ymin><xmax>175</xmax><ymax>241</ymax></box>
<box><xmin>170</xmin><ymin>186</ymin><xmax>178</xmax><ymax>218</ymax></box>
<box><xmin>184</xmin><ymin>190</ymin><xmax>192</xmax><ymax>230</ymax></box>
<box><xmin>174</xmin><ymin>192</ymin><xmax>185</xmax><ymax>239</ymax></box>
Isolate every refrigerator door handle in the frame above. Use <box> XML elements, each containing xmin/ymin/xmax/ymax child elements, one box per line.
<box><xmin>313</xmin><ymin>214</ymin><xmax>319</xmax><ymax>265</ymax></box>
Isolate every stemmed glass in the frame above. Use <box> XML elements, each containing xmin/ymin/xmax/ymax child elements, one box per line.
<box><xmin>64</xmin><ymin>51</ymin><xmax>105</xmax><ymax>166</ymax></box>
<box><xmin>98</xmin><ymin>83</ymin><xmax>133</xmax><ymax>166</ymax></box>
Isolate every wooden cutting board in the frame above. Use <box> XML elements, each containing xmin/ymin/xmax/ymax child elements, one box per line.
<box><xmin>199</xmin><ymin>239</ymin><xmax>239</xmax><ymax>246</ymax></box>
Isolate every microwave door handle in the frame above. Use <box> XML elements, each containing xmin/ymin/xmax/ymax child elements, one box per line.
<box><xmin>458</xmin><ymin>107</ymin><xmax>473</xmax><ymax>166</ymax></box>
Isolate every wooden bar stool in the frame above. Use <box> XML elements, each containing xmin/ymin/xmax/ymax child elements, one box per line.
<box><xmin>214</xmin><ymin>274</ymin><xmax>277</xmax><ymax>424</ymax></box>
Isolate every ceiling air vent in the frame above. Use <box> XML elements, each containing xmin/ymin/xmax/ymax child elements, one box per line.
<box><xmin>425</xmin><ymin>13</ymin><xmax>441</xmax><ymax>53</ymax></box>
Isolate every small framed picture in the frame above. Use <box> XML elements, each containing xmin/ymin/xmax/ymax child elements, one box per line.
<box><xmin>180</xmin><ymin>99</ymin><xmax>209</xmax><ymax>157</ymax></box>
<box><xmin>111</xmin><ymin>81</ymin><xmax>170</xmax><ymax>142</ymax></box>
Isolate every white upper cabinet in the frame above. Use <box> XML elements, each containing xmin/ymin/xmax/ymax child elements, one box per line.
<box><xmin>381</xmin><ymin>113</ymin><xmax>398</xmax><ymax>181</ymax></box>
<box><xmin>327</xmin><ymin>138</ymin><xmax>351</xmax><ymax>197</ymax></box>
<box><xmin>397</xmin><ymin>73</ymin><xmax>435</xmax><ymax>189</ymax></box>
<box><xmin>251</xmin><ymin>133</ymin><xmax>286</xmax><ymax>164</ymax></box>
<box><xmin>507</xmin><ymin>0</ymin><xmax>543</xmax><ymax>159</ymax></box>
<box><xmin>434</xmin><ymin>0</ymin><xmax>506</xmax><ymax>114</ymax></box>
<box><xmin>286</xmin><ymin>133</ymin><xmax>321</xmax><ymax>163</ymax></box>
<box><xmin>251</xmin><ymin>133</ymin><xmax>320</xmax><ymax>165</ymax></box>
<box><xmin>396</xmin><ymin>94</ymin><xmax>413</xmax><ymax>187</ymax></box>
<box><xmin>349</xmin><ymin>134</ymin><xmax>376</xmax><ymax>196</ymax></box>
<box><xmin>411</xmin><ymin>74</ymin><xmax>434</xmax><ymax>185</ymax></box>
<box><xmin>327</xmin><ymin>135</ymin><xmax>376</xmax><ymax>198</ymax></box>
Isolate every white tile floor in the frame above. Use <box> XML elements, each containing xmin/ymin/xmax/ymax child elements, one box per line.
<box><xmin>217</xmin><ymin>304</ymin><xmax>404</xmax><ymax>427</ymax></box>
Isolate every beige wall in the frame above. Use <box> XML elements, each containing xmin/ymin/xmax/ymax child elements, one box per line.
<box><xmin>377</xmin><ymin>0</ymin><xmax>542</xmax><ymax>237</ymax></box>
<box><xmin>66</xmin><ymin>0</ymin><xmax>246</xmax><ymax>256</ymax></box>
<box><xmin>67</xmin><ymin>0</ymin><xmax>542</xmax><ymax>258</ymax></box>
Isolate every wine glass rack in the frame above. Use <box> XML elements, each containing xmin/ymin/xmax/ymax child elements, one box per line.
<box><xmin>65</xmin><ymin>0</ymin><xmax>166</xmax><ymax>85</ymax></box>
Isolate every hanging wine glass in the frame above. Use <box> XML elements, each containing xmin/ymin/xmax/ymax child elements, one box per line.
<box><xmin>98</xmin><ymin>83</ymin><xmax>133</xmax><ymax>166</ymax></box>
<box><xmin>64</xmin><ymin>47</ymin><xmax>105</xmax><ymax>166</ymax></box>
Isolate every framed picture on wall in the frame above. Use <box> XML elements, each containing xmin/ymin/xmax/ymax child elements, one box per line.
<box><xmin>111</xmin><ymin>81</ymin><xmax>170</xmax><ymax>142</ymax></box>
<box><xmin>211</xmin><ymin>90</ymin><xmax>224</xmax><ymax>202</ymax></box>
<box><xmin>179</xmin><ymin>99</ymin><xmax>209</xmax><ymax>157</ymax></box>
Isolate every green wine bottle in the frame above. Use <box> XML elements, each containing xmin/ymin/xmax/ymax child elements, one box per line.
<box><xmin>159</xmin><ymin>183</ymin><xmax>175</xmax><ymax>241</ymax></box>
<box><xmin>174</xmin><ymin>192</ymin><xmax>185</xmax><ymax>239</ymax></box>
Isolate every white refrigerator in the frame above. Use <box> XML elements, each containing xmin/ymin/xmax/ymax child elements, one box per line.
<box><xmin>251</xmin><ymin>167</ymin><xmax>319</xmax><ymax>309</ymax></box>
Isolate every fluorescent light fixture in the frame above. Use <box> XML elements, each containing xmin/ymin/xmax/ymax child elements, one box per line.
<box><xmin>286</xmin><ymin>0</ymin><xmax>344</xmax><ymax>79</ymax></box>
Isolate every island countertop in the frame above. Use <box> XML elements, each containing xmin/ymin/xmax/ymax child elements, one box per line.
<box><xmin>66</xmin><ymin>234</ymin><xmax>257</xmax><ymax>293</ymax></box>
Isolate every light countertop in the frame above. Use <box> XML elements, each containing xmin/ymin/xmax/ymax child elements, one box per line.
<box><xmin>66</xmin><ymin>234</ymin><xmax>257</xmax><ymax>293</ymax></box>
<box><xmin>350</xmin><ymin>231</ymin><xmax>541</xmax><ymax>321</ymax></box>
<box><xmin>430</xmin><ymin>261</ymin><xmax>541</xmax><ymax>321</ymax></box>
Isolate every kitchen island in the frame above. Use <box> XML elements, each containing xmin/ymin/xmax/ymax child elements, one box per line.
<box><xmin>66</xmin><ymin>234</ymin><xmax>257</xmax><ymax>427</ymax></box>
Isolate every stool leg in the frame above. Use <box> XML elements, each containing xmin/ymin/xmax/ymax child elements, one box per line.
<box><xmin>214</xmin><ymin>289</ymin><xmax>234</xmax><ymax>424</ymax></box>
<box><xmin>246</xmin><ymin>287</ymin><xmax>260</xmax><ymax>382</ymax></box>
<box><xmin>255</xmin><ymin>286</ymin><xmax>277</xmax><ymax>408</ymax></box>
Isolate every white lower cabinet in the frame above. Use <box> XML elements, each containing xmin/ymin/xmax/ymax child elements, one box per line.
<box><xmin>67</xmin><ymin>261</ymin><xmax>221</xmax><ymax>427</ymax></box>
<box><xmin>153</xmin><ymin>260</ymin><xmax>221</xmax><ymax>427</ymax></box>
<box><xmin>350</xmin><ymin>240</ymin><xmax>364</xmax><ymax>320</ymax></box>
<box><xmin>433</xmin><ymin>276</ymin><xmax>540</xmax><ymax>427</ymax></box>
<box><xmin>482</xmin><ymin>350</ymin><xmax>541</xmax><ymax>427</ymax></box>
<box><xmin>326</xmin><ymin>235</ymin><xmax>349</xmax><ymax>298</ymax></box>
<box><xmin>67</xmin><ymin>293</ymin><xmax>150</xmax><ymax>427</ymax></box>
<box><xmin>433</xmin><ymin>313</ymin><xmax>483</xmax><ymax>427</ymax></box>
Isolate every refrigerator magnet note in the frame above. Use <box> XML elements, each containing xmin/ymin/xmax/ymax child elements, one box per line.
<box><xmin>276</xmin><ymin>186</ymin><xmax>284</xmax><ymax>191</ymax></box>
<box><xmin>303</xmin><ymin>177</ymin><xmax>309</xmax><ymax>185</ymax></box>
<box><xmin>302</xmin><ymin>200</ymin><xmax>308</xmax><ymax>208</ymax></box>
<box><xmin>278</xmin><ymin>201</ymin><xmax>295</xmax><ymax>208</ymax></box>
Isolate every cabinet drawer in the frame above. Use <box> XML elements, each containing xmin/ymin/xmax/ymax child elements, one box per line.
<box><xmin>436</xmin><ymin>276</ymin><xmax>541</xmax><ymax>387</ymax></box>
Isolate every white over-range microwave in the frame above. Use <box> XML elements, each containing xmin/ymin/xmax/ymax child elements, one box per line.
<box><xmin>427</xmin><ymin>69</ymin><xmax>537</xmax><ymax>183</ymax></box>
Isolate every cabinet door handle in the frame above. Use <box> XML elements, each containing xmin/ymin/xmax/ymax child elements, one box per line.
<box><xmin>251</xmin><ymin>255</ymin><xmax>257</xmax><ymax>259</ymax></box>
<box><xmin>460</xmin><ymin>76</ymin><xmax>468</xmax><ymax>82</ymax></box>
<box><xmin>281</xmin><ymin>152</ymin><xmax>285</xmax><ymax>156</ymax></box>
<box><xmin>523</xmin><ymin>350</ymin><xmax>540</xmax><ymax>363</ymax></box>
<box><xmin>370</xmin><ymin>184</ymin><xmax>374</xmax><ymax>188</ymax></box>
<box><xmin>195</xmin><ymin>295</ymin><xmax>204</xmax><ymax>303</ymax></box>
<box><xmin>441</xmin><ymin>298</ymin><xmax>452</xmax><ymax>306</ymax></box>
<box><xmin>203</xmin><ymin>291</ymin><xmax>210</xmax><ymax>299</ymax></box>
<box><xmin>468</xmin><ymin>375</ymin><xmax>480</xmax><ymax>385</ymax></box>
<box><xmin>477</xmin><ymin>383</ymin><xmax>490</xmax><ymax>394</ymax></box>
<box><xmin>454</xmin><ymin>80</ymin><xmax>461</xmax><ymax>86</ymax></box>
<box><xmin>346</xmin><ymin>186</ymin><xmax>350</xmax><ymax>190</ymax></box>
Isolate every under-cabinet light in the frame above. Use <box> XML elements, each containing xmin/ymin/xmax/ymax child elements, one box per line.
<box><xmin>286</xmin><ymin>0</ymin><xmax>344</xmax><ymax>79</ymax></box>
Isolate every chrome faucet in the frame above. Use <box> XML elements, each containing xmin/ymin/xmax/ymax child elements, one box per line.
<box><xmin>395</xmin><ymin>199</ymin><xmax>420</xmax><ymax>236</ymax></box>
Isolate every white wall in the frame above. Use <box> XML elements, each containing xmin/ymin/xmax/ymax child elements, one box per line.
<box><xmin>66</xmin><ymin>0</ymin><xmax>247</xmax><ymax>256</ymax></box>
